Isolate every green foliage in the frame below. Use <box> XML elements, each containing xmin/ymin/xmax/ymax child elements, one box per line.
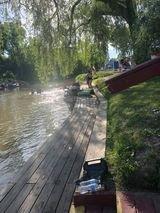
<box><xmin>93</xmin><ymin>77</ymin><xmax>111</xmax><ymax>98</ymax></box>
<box><xmin>110</xmin><ymin>20</ymin><xmax>132</xmax><ymax>57</ymax></box>
<box><xmin>1</xmin><ymin>0</ymin><xmax>159</xmax><ymax>81</ymax></box>
<box><xmin>134</xmin><ymin>26</ymin><xmax>150</xmax><ymax>63</ymax></box>
<box><xmin>93</xmin><ymin>70</ymin><xmax>114</xmax><ymax>79</ymax></box>
<box><xmin>76</xmin><ymin>70</ymin><xmax>115</xmax><ymax>84</ymax></box>
<box><xmin>0</xmin><ymin>70</ymin><xmax>15</xmax><ymax>82</ymax></box>
<box><xmin>0</xmin><ymin>22</ymin><xmax>25</xmax><ymax>58</ymax></box>
<box><xmin>0</xmin><ymin>21</ymin><xmax>38</xmax><ymax>82</ymax></box>
<box><xmin>73</xmin><ymin>60</ymin><xmax>88</xmax><ymax>77</ymax></box>
<box><xmin>107</xmin><ymin>136</ymin><xmax>139</xmax><ymax>187</ymax></box>
<box><xmin>9</xmin><ymin>0</ymin><xmax>109</xmax><ymax>80</ymax></box>
<box><xmin>134</xmin><ymin>0</ymin><xmax>160</xmax><ymax>63</ymax></box>
<box><xmin>92</xmin><ymin>71</ymin><xmax>117</xmax><ymax>98</ymax></box>
<box><xmin>94</xmin><ymin>0</ymin><xmax>137</xmax><ymax>56</ymax></box>
<box><xmin>75</xmin><ymin>73</ymin><xmax>87</xmax><ymax>84</ymax></box>
<box><xmin>95</xmin><ymin>0</ymin><xmax>160</xmax><ymax>63</ymax></box>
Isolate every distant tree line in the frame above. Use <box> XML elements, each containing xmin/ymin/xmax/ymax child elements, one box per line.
<box><xmin>0</xmin><ymin>21</ymin><xmax>38</xmax><ymax>83</ymax></box>
<box><xmin>0</xmin><ymin>0</ymin><xmax>160</xmax><ymax>82</ymax></box>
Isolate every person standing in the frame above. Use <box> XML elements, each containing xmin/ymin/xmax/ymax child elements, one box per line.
<box><xmin>91</xmin><ymin>66</ymin><xmax>96</xmax><ymax>75</ymax></box>
<box><xmin>119</xmin><ymin>58</ymin><xmax>131</xmax><ymax>72</ymax></box>
<box><xmin>86</xmin><ymin>69</ymin><xmax>93</xmax><ymax>88</ymax></box>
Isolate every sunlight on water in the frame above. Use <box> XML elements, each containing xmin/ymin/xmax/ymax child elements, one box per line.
<box><xmin>0</xmin><ymin>87</ymin><xmax>70</xmax><ymax>189</ymax></box>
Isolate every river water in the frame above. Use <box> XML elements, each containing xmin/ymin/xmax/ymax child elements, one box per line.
<box><xmin>0</xmin><ymin>86</ymin><xmax>70</xmax><ymax>194</ymax></box>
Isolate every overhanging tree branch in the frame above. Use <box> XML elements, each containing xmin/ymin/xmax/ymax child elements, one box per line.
<box><xmin>74</xmin><ymin>18</ymin><xmax>91</xmax><ymax>32</ymax></box>
<box><xmin>69</xmin><ymin>0</ymin><xmax>82</xmax><ymax>46</ymax></box>
<box><xmin>96</xmin><ymin>0</ymin><xmax>137</xmax><ymax>27</ymax></box>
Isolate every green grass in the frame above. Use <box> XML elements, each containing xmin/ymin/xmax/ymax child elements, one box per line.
<box><xmin>97</xmin><ymin>76</ymin><xmax>160</xmax><ymax>191</ymax></box>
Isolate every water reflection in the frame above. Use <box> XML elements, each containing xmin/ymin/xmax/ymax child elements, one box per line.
<box><xmin>0</xmin><ymin>87</ymin><xmax>70</xmax><ymax>187</ymax></box>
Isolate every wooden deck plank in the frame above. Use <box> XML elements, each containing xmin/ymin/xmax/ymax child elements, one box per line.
<box><xmin>18</xmin><ymin>112</ymin><xmax>91</xmax><ymax>213</ymax></box>
<box><xmin>5</xmin><ymin>184</ymin><xmax>35</xmax><ymax>213</ymax></box>
<box><xmin>16</xmin><ymin>111</ymin><xmax>87</xmax><ymax>213</ymax></box>
<box><xmin>0</xmin><ymin>97</ymin><xmax>98</xmax><ymax>213</ymax></box>
<box><xmin>0</xmin><ymin>153</ymin><xmax>47</xmax><ymax>212</ymax></box>
<box><xmin>28</xmin><ymin>112</ymin><xmax>82</xmax><ymax>184</ymax></box>
<box><xmin>47</xmin><ymin>114</ymin><xmax>96</xmax><ymax>213</ymax></box>
<box><xmin>3</xmin><ymin>112</ymin><xmax>75</xmax><ymax>182</ymax></box>
<box><xmin>0</xmin><ymin>113</ymin><xmax>76</xmax><ymax>202</ymax></box>
<box><xmin>55</xmin><ymin>114</ymin><xmax>96</xmax><ymax>213</ymax></box>
<box><xmin>0</xmin><ymin>112</ymin><xmax>78</xmax><ymax>212</ymax></box>
<box><xmin>29</xmin><ymin>113</ymin><xmax>92</xmax><ymax>213</ymax></box>
<box><xmin>42</xmin><ymin>113</ymin><xmax>94</xmax><ymax>212</ymax></box>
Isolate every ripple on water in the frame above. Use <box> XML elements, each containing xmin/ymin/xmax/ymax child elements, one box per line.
<box><xmin>0</xmin><ymin>87</ymin><xmax>70</xmax><ymax>188</ymax></box>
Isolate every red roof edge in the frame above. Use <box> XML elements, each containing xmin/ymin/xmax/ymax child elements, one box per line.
<box><xmin>105</xmin><ymin>58</ymin><xmax>160</xmax><ymax>94</ymax></box>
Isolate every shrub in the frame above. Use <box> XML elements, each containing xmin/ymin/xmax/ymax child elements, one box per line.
<box><xmin>75</xmin><ymin>73</ymin><xmax>87</xmax><ymax>83</ymax></box>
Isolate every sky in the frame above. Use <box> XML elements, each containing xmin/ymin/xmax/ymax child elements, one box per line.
<box><xmin>108</xmin><ymin>44</ymin><xmax>118</xmax><ymax>59</ymax></box>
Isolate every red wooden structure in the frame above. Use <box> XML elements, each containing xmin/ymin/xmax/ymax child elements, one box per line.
<box><xmin>117</xmin><ymin>191</ymin><xmax>160</xmax><ymax>213</ymax></box>
<box><xmin>105</xmin><ymin>58</ymin><xmax>160</xmax><ymax>93</ymax></box>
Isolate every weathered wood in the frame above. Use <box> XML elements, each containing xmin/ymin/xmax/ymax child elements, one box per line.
<box><xmin>117</xmin><ymin>192</ymin><xmax>160</xmax><ymax>213</ymax></box>
<box><xmin>69</xmin><ymin>90</ymin><xmax>109</xmax><ymax>213</ymax></box>
<box><xmin>19</xmin><ymin>112</ymin><xmax>90</xmax><ymax>213</ymax></box>
<box><xmin>105</xmin><ymin>57</ymin><xmax>160</xmax><ymax>93</ymax></box>
<box><xmin>56</xmin><ymin>115</ymin><xmax>96</xmax><ymax>213</ymax></box>
<box><xmin>0</xmin><ymin>97</ymin><xmax>98</xmax><ymax>213</ymax></box>
<box><xmin>5</xmin><ymin>184</ymin><xmax>35</xmax><ymax>213</ymax></box>
<box><xmin>0</xmin><ymin>113</ymin><xmax>76</xmax><ymax>202</ymax></box>
<box><xmin>28</xmin><ymin>112</ymin><xmax>82</xmax><ymax>184</ymax></box>
<box><xmin>30</xmin><ymin>114</ymin><xmax>94</xmax><ymax>213</ymax></box>
<box><xmin>44</xmin><ymin>117</ymin><xmax>95</xmax><ymax>212</ymax></box>
<box><xmin>0</xmin><ymin>112</ymin><xmax>78</xmax><ymax>212</ymax></box>
<box><xmin>73</xmin><ymin>192</ymin><xmax>116</xmax><ymax>208</ymax></box>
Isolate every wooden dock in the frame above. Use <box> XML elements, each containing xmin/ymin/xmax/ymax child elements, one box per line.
<box><xmin>0</xmin><ymin>96</ymin><xmax>106</xmax><ymax>213</ymax></box>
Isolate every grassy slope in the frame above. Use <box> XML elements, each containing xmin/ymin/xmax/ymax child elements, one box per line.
<box><xmin>75</xmin><ymin>70</ymin><xmax>115</xmax><ymax>84</ymax></box>
<box><xmin>97</xmin><ymin>76</ymin><xmax>160</xmax><ymax>191</ymax></box>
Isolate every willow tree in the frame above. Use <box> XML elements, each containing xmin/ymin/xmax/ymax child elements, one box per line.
<box><xmin>4</xmin><ymin>0</ymin><xmax>109</xmax><ymax>80</ymax></box>
<box><xmin>93</xmin><ymin>0</ymin><xmax>160</xmax><ymax>62</ymax></box>
<box><xmin>96</xmin><ymin>0</ymin><xmax>137</xmax><ymax>31</ymax></box>
<box><xmin>2</xmin><ymin>0</ymin><xmax>160</xmax><ymax>69</ymax></box>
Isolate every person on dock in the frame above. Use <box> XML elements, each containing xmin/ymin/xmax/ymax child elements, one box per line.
<box><xmin>86</xmin><ymin>68</ymin><xmax>93</xmax><ymax>88</ymax></box>
<box><xmin>91</xmin><ymin>66</ymin><xmax>96</xmax><ymax>75</ymax></box>
<box><xmin>119</xmin><ymin>58</ymin><xmax>131</xmax><ymax>72</ymax></box>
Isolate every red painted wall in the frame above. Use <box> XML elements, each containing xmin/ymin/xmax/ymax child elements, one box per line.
<box><xmin>105</xmin><ymin>58</ymin><xmax>160</xmax><ymax>93</ymax></box>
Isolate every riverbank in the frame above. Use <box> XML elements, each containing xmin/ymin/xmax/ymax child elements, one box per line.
<box><xmin>97</xmin><ymin>76</ymin><xmax>160</xmax><ymax>191</ymax></box>
<box><xmin>0</xmin><ymin>78</ymin><xmax>74</xmax><ymax>92</ymax></box>
<box><xmin>76</xmin><ymin>71</ymin><xmax>160</xmax><ymax>192</ymax></box>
